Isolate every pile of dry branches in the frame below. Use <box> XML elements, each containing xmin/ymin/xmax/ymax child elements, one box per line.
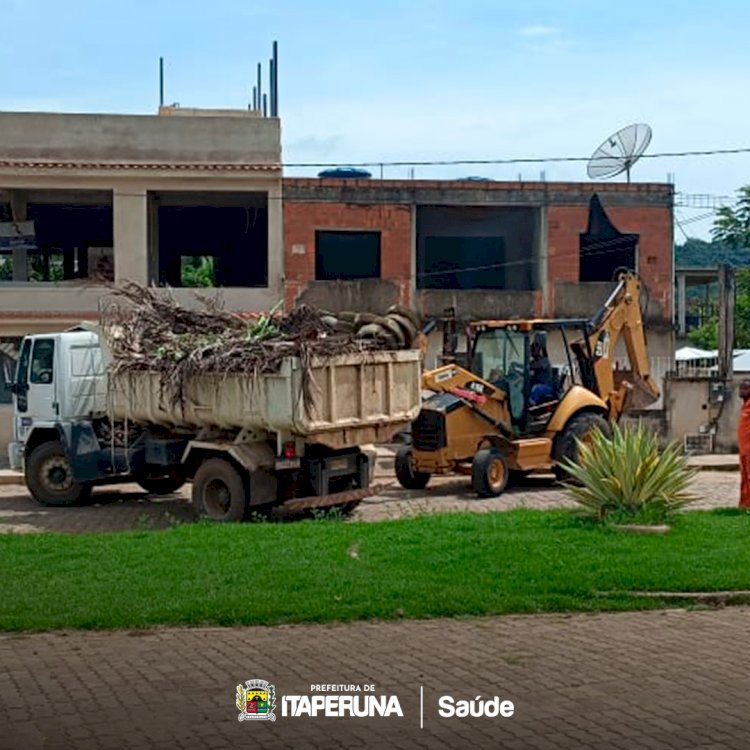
<box><xmin>100</xmin><ymin>283</ymin><xmax>421</xmax><ymax>413</ymax></box>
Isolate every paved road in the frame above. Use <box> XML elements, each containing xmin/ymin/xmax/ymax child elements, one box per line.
<box><xmin>0</xmin><ymin>472</ymin><xmax>741</xmax><ymax>534</ymax></box>
<box><xmin>2</xmin><ymin>607</ymin><xmax>750</xmax><ymax>749</ymax></box>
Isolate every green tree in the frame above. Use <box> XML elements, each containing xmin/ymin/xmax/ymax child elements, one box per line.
<box><xmin>687</xmin><ymin>319</ymin><xmax>718</xmax><ymax>349</ymax></box>
<box><xmin>687</xmin><ymin>267</ymin><xmax>750</xmax><ymax>349</ymax></box>
<box><xmin>0</xmin><ymin>255</ymin><xmax>11</xmax><ymax>281</ymax></box>
<box><xmin>684</xmin><ymin>187</ymin><xmax>750</xmax><ymax>349</ymax></box>
<box><xmin>712</xmin><ymin>186</ymin><xmax>750</xmax><ymax>249</ymax></box>
<box><xmin>181</xmin><ymin>256</ymin><xmax>216</xmax><ymax>288</ymax></box>
<box><xmin>675</xmin><ymin>236</ymin><xmax>750</xmax><ymax>267</ymax></box>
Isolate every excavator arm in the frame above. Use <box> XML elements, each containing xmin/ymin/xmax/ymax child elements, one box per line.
<box><xmin>577</xmin><ymin>273</ymin><xmax>661</xmax><ymax>422</ymax></box>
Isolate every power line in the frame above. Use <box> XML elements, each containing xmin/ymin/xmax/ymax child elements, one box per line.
<box><xmin>284</xmin><ymin>146</ymin><xmax>750</xmax><ymax>169</ymax></box>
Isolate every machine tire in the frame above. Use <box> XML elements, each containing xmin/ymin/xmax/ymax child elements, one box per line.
<box><xmin>554</xmin><ymin>412</ymin><xmax>612</xmax><ymax>481</ymax></box>
<box><xmin>25</xmin><ymin>440</ymin><xmax>92</xmax><ymax>507</ymax></box>
<box><xmin>395</xmin><ymin>445</ymin><xmax>431</xmax><ymax>490</ymax></box>
<box><xmin>192</xmin><ymin>458</ymin><xmax>247</xmax><ymax>522</ymax></box>
<box><xmin>472</xmin><ymin>448</ymin><xmax>509</xmax><ymax>498</ymax></box>
<box><xmin>136</xmin><ymin>472</ymin><xmax>186</xmax><ymax>496</ymax></box>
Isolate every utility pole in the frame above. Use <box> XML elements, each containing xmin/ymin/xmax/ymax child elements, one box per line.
<box><xmin>717</xmin><ymin>263</ymin><xmax>735</xmax><ymax>381</ymax></box>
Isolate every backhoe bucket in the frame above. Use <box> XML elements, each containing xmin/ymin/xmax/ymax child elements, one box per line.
<box><xmin>615</xmin><ymin>371</ymin><xmax>660</xmax><ymax>411</ymax></box>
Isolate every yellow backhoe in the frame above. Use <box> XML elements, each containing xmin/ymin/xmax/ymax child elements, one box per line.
<box><xmin>396</xmin><ymin>272</ymin><xmax>660</xmax><ymax>497</ymax></box>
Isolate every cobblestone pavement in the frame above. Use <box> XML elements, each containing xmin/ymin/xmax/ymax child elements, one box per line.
<box><xmin>0</xmin><ymin>472</ymin><xmax>741</xmax><ymax>534</ymax></box>
<box><xmin>2</xmin><ymin>607</ymin><xmax>750</xmax><ymax>749</ymax></box>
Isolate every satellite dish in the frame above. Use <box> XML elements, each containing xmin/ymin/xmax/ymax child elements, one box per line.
<box><xmin>587</xmin><ymin>123</ymin><xmax>652</xmax><ymax>182</ymax></box>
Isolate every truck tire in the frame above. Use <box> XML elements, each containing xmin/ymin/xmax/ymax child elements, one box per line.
<box><xmin>554</xmin><ymin>412</ymin><xmax>612</xmax><ymax>481</ymax></box>
<box><xmin>136</xmin><ymin>472</ymin><xmax>186</xmax><ymax>496</ymax></box>
<box><xmin>395</xmin><ymin>445</ymin><xmax>431</xmax><ymax>490</ymax></box>
<box><xmin>471</xmin><ymin>448</ymin><xmax>509</xmax><ymax>498</ymax></box>
<box><xmin>25</xmin><ymin>440</ymin><xmax>92</xmax><ymax>507</ymax></box>
<box><xmin>192</xmin><ymin>458</ymin><xmax>247</xmax><ymax>522</ymax></box>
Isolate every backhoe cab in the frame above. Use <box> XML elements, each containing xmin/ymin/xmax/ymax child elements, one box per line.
<box><xmin>395</xmin><ymin>272</ymin><xmax>660</xmax><ymax>498</ymax></box>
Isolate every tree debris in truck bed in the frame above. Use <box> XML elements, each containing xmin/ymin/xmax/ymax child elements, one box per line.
<box><xmin>99</xmin><ymin>283</ymin><xmax>422</xmax><ymax>413</ymax></box>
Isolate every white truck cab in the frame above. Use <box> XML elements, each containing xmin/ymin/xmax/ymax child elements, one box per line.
<box><xmin>8</xmin><ymin>330</ymin><xmax>112</xmax><ymax>505</ymax></box>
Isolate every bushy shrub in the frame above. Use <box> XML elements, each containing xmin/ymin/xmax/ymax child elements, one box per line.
<box><xmin>561</xmin><ymin>423</ymin><xmax>697</xmax><ymax>524</ymax></box>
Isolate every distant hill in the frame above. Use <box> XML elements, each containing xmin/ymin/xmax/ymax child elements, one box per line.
<box><xmin>676</xmin><ymin>238</ymin><xmax>750</xmax><ymax>268</ymax></box>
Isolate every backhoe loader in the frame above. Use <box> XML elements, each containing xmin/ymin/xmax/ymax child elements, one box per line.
<box><xmin>395</xmin><ymin>272</ymin><xmax>660</xmax><ymax>497</ymax></box>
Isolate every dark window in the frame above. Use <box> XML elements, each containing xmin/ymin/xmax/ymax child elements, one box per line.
<box><xmin>315</xmin><ymin>231</ymin><xmax>381</xmax><ymax>281</ymax></box>
<box><xmin>156</xmin><ymin>202</ymin><xmax>268</xmax><ymax>288</ymax></box>
<box><xmin>418</xmin><ymin>236</ymin><xmax>506</xmax><ymax>290</ymax></box>
<box><xmin>25</xmin><ymin>203</ymin><xmax>114</xmax><ymax>282</ymax></box>
<box><xmin>579</xmin><ymin>236</ymin><xmax>637</xmax><ymax>282</ymax></box>
<box><xmin>30</xmin><ymin>339</ymin><xmax>55</xmax><ymax>385</ymax></box>
<box><xmin>579</xmin><ymin>194</ymin><xmax>638</xmax><ymax>282</ymax></box>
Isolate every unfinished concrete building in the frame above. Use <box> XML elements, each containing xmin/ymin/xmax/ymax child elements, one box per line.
<box><xmin>0</xmin><ymin>109</ymin><xmax>282</xmax><ymax>338</ymax></box>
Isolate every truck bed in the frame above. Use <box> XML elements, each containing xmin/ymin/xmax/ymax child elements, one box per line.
<box><xmin>109</xmin><ymin>349</ymin><xmax>422</xmax><ymax>448</ymax></box>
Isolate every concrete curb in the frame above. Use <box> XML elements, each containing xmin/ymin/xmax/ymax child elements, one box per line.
<box><xmin>0</xmin><ymin>471</ymin><xmax>24</xmax><ymax>486</ymax></box>
<box><xmin>378</xmin><ymin>458</ymin><xmax>738</xmax><ymax>475</ymax></box>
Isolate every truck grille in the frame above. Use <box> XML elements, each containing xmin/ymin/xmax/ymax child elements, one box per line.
<box><xmin>412</xmin><ymin>410</ymin><xmax>446</xmax><ymax>451</ymax></box>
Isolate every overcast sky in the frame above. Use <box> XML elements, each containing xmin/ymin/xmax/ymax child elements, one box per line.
<box><xmin>2</xmin><ymin>0</ymin><xmax>749</xmax><ymax>239</ymax></box>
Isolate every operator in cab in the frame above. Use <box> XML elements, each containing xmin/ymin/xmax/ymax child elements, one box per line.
<box><xmin>529</xmin><ymin>334</ymin><xmax>555</xmax><ymax>405</ymax></box>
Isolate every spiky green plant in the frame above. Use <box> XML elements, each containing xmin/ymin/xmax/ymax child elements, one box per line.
<box><xmin>560</xmin><ymin>423</ymin><xmax>697</xmax><ymax>524</ymax></box>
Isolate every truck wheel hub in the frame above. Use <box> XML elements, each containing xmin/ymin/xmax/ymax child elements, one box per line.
<box><xmin>42</xmin><ymin>457</ymin><xmax>73</xmax><ymax>491</ymax></box>
<box><xmin>204</xmin><ymin>479</ymin><xmax>231</xmax><ymax>516</ymax></box>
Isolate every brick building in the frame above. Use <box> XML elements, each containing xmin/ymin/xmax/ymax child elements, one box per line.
<box><xmin>283</xmin><ymin>178</ymin><xmax>674</xmax><ymax>363</ymax></box>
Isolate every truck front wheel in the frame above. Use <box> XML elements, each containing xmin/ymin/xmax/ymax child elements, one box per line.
<box><xmin>192</xmin><ymin>458</ymin><xmax>246</xmax><ymax>522</ymax></box>
<box><xmin>26</xmin><ymin>441</ymin><xmax>92</xmax><ymax>507</ymax></box>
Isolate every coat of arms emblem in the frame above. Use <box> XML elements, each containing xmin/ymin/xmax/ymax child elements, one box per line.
<box><xmin>236</xmin><ymin>678</ymin><xmax>276</xmax><ymax>722</ymax></box>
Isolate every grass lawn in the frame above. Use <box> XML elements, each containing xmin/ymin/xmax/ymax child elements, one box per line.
<box><xmin>1</xmin><ymin>509</ymin><xmax>750</xmax><ymax>632</ymax></box>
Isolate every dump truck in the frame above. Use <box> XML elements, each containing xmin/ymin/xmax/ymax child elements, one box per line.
<box><xmin>396</xmin><ymin>271</ymin><xmax>660</xmax><ymax>497</ymax></box>
<box><xmin>7</xmin><ymin>328</ymin><xmax>422</xmax><ymax>520</ymax></box>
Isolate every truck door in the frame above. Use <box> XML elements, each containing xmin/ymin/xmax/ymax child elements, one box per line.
<box><xmin>17</xmin><ymin>337</ymin><xmax>58</xmax><ymax>421</ymax></box>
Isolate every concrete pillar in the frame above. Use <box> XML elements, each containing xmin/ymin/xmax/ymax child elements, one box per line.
<box><xmin>677</xmin><ymin>272</ymin><xmax>687</xmax><ymax>336</ymax></box>
<box><xmin>538</xmin><ymin>206</ymin><xmax>548</xmax><ymax>316</ymax></box>
<box><xmin>409</xmin><ymin>203</ymin><xmax>417</xmax><ymax>307</ymax></box>
<box><xmin>267</xmin><ymin>183</ymin><xmax>283</xmax><ymax>298</ymax></box>
<box><xmin>9</xmin><ymin>190</ymin><xmax>27</xmax><ymax>282</ymax></box>
<box><xmin>113</xmin><ymin>189</ymin><xmax>148</xmax><ymax>284</ymax></box>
